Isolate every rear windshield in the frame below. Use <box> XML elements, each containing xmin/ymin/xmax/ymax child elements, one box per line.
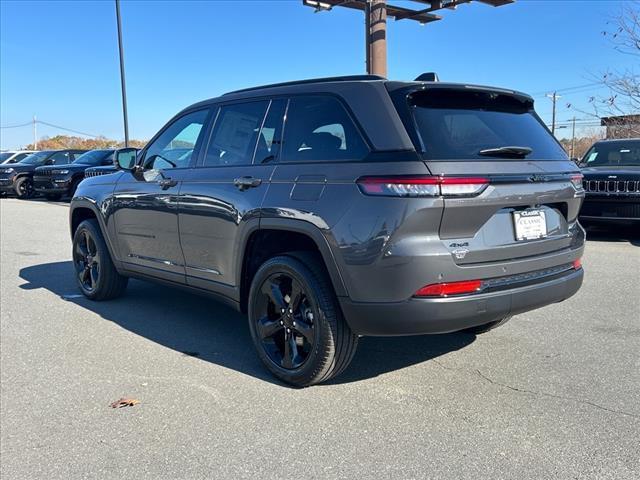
<box><xmin>404</xmin><ymin>89</ymin><xmax>567</xmax><ymax>161</ymax></box>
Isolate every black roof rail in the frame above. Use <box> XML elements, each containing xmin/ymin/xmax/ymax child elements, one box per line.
<box><xmin>223</xmin><ymin>75</ymin><xmax>386</xmax><ymax>96</ymax></box>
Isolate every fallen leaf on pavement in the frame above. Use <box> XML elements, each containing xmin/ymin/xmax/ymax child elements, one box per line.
<box><xmin>109</xmin><ymin>398</ymin><xmax>140</xmax><ymax>408</ymax></box>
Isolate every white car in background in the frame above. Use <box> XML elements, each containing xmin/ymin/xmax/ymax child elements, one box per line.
<box><xmin>0</xmin><ymin>150</ymin><xmax>35</xmax><ymax>165</ymax></box>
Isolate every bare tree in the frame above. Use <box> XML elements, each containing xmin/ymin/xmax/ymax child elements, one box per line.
<box><xmin>567</xmin><ymin>2</ymin><xmax>640</xmax><ymax>138</ymax></box>
<box><xmin>595</xmin><ymin>1</ymin><xmax>640</xmax><ymax>137</ymax></box>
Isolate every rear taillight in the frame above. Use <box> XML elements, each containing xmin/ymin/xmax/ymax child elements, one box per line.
<box><xmin>414</xmin><ymin>280</ymin><xmax>483</xmax><ymax>297</ymax></box>
<box><xmin>357</xmin><ymin>176</ymin><xmax>489</xmax><ymax>198</ymax></box>
<box><xmin>570</xmin><ymin>173</ymin><xmax>584</xmax><ymax>190</ymax></box>
<box><xmin>572</xmin><ymin>258</ymin><xmax>582</xmax><ymax>270</ymax></box>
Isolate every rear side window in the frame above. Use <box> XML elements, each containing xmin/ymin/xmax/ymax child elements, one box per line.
<box><xmin>203</xmin><ymin>101</ymin><xmax>268</xmax><ymax>167</ymax></box>
<box><xmin>282</xmin><ymin>96</ymin><xmax>368</xmax><ymax>162</ymax></box>
<box><xmin>405</xmin><ymin>89</ymin><xmax>567</xmax><ymax>161</ymax></box>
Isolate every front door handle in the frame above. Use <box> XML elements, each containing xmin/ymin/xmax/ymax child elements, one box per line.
<box><xmin>158</xmin><ymin>177</ymin><xmax>178</xmax><ymax>190</ymax></box>
<box><xmin>234</xmin><ymin>176</ymin><xmax>262</xmax><ymax>190</ymax></box>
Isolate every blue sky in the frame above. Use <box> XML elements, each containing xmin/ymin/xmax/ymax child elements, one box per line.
<box><xmin>0</xmin><ymin>0</ymin><xmax>632</xmax><ymax>149</ymax></box>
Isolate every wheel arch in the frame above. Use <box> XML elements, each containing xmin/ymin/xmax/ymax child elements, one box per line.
<box><xmin>69</xmin><ymin>200</ymin><xmax>121</xmax><ymax>269</ymax></box>
<box><xmin>237</xmin><ymin>218</ymin><xmax>348</xmax><ymax>313</ymax></box>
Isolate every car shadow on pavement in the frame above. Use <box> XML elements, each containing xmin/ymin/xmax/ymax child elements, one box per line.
<box><xmin>584</xmin><ymin>224</ymin><xmax>640</xmax><ymax>246</ymax></box>
<box><xmin>18</xmin><ymin>261</ymin><xmax>475</xmax><ymax>387</ymax></box>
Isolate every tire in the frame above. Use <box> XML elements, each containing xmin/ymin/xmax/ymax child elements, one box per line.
<box><xmin>14</xmin><ymin>176</ymin><xmax>35</xmax><ymax>199</ymax></box>
<box><xmin>248</xmin><ymin>252</ymin><xmax>358</xmax><ymax>387</ymax></box>
<box><xmin>45</xmin><ymin>193</ymin><xmax>62</xmax><ymax>201</ymax></box>
<box><xmin>72</xmin><ymin>219</ymin><xmax>128</xmax><ymax>300</ymax></box>
<box><xmin>463</xmin><ymin>316</ymin><xmax>512</xmax><ymax>335</ymax></box>
<box><xmin>69</xmin><ymin>178</ymin><xmax>82</xmax><ymax>198</ymax></box>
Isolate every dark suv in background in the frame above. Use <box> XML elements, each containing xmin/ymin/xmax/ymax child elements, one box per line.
<box><xmin>34</xmin><ymin>149</ymin><xmax>116</xmax><ymax>200</ymax></box>
<box><xmin>69</xmin><ymin>75</ymin><xmax>585</xmax><ymax>386</ymax></box>
<box><xmin>0</xmin><ymin>149</ymin><xmax>87</xmax><ymax>199</ymax></box>
<box><xmin>579</xmin><ymin>138</ymin><xmax>640</xmax><ymax>225</ymax></box>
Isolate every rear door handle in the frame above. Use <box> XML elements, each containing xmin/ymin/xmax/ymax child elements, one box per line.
<box><xmin>158</xmin><ymin>178</ymin><xmax>178</xmax><ymax>189</ymax></box>
<box><xmin>234</xmin><ymin>176</ymin><xmax>262</xmax><ymax>190</ymax></box>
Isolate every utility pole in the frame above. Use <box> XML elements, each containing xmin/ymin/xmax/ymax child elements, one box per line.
<box><xmin>365</xmin><ymin>1</ymin><xmax>371</xmax><ymax>73</ymax></box>
<box><xmin>33</xmin><ymin>115</ymin><xmax>37</xmax><ymax>150</ymax></box>
<box><xmin>571</xmin><ymin>116</ymin><xmax>576</xmax><ymax>158</ymax></box>
<box><xmin>302</xmin><ymin>1</ymin><xmax>514</xmax><ymax>77</ymax></box>
<box><xmin>115</xmin><ymin>0</ymin><xmax>130</xmax><ymax>147</ymax></box>
<box><xmin>546</xmin><ymin>91</ymin><xmax>561</xmax><ymax>135</ymax></box>
<box><xmin>368</xmin><ymin>0</ymin><xmax>387</xmax><ymax>77</ymax></box>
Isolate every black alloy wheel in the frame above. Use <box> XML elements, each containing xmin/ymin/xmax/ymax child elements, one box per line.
<box><xmin>248</xmin><ymin>253</ymin><xmax>358</xmax><ymax>387</ymax></box>
<box><xmin>15</xmin><ymin>177</ymin><xmax>35</xmax><ymax>199</ymax></box>
<box><xmin>71</xmin><ymin>219</ymin><xmax>128</xmax><ymax>300</ymax></box>
<box><xmin>254</xmin><ymin>273</ymin><xmax>316</xmax><ymax>370</ymax></box>
<box><xmin>73</xmin><ymin>228</ymin><xmax>101</xmax><ymax>294</ymax></box>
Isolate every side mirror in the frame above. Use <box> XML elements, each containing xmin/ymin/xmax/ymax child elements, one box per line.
<box><xmin>115</xmin><ymin>148</ymin><xmax>138</xmax><ymax>170</ymax></box>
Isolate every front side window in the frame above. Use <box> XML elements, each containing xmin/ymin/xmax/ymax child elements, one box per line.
<box><xmin>281</xmin><ymin>96</ymin><xmax>368</xmax><ymax>162</ymax></box>
<box><xmin>144</xmin><ymin>109</ymin><xmax>209</xmax><ymax>170</ymax></box>
<box><xmin>202</xmin><ymin>101</ymin><xmax>269</xmax><ymax>167</ymax></box>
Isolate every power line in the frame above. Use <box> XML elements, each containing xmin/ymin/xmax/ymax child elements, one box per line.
<box><xmin>36</xmin><ymin>120</ymin><xmax>99</xmax><ymax>138</ymax></box>
<box><xmin>530</xmin><ymin>82</ymin><xmax>602</xmax><ymax>97</ymax></box>
<box><xmin>0</xmin><ymin>119</ymin><xmax>99</xmax><ymax>138</ymax></box>
<box><xmin>0</xmin><ymin>121</ymin><xmax>32</xmax><ymax>129</ymax></box>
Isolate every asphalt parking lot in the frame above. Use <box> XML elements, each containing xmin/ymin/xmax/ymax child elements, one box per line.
<box><xmin>1</xmin><ymin>197</ymin><xmax>638</xmax><ymax>479</ymax></box>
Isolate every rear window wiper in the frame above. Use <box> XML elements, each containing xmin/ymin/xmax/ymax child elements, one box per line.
<box><xmin>478</xmin><ymin>146</ymin><xmax>533</xmax><ymax>158</ymax></box>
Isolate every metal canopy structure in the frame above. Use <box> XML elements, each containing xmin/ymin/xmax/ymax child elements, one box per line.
<box><xmin>302</xmin><ymin>0</ymin><xmax>514</xmax><ymax>77</ymax></box>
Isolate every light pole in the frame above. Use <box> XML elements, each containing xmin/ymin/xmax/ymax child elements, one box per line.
<box><xmin>115</xmin><ymin>0</ymin><xmax>130</xmax><ymax>147</ymax></box>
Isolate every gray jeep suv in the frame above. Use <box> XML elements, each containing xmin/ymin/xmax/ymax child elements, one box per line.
<box><xmin>69</xmin><ymin>75</ymin><xmax>585</xmax><ymax>386</ymax></box>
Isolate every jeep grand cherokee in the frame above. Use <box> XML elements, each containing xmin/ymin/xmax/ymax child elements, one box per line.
<box><xmin>69</xmin><ymin>75</ymin><xmax>585</xmax><ymax>386</ymax></box>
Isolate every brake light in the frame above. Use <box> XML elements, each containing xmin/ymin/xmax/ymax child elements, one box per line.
<box><xmin>572</xmin><ymin>258</ymin><xmax>582</xmax><ymax>270</ymax></box>
<box><xmin>414</xmin><ymin>280</ymin><xmax>483</xmax><ymax>297</ymax></box>
<box><xmin>570</xmin><ymin>173</ymin><xmax>584</xmax><ymax>190</ymax></box>
<box><xmin>357</xmin><ymin>176</ymin><xmax>489</xmax><ymax>197</ymax></box>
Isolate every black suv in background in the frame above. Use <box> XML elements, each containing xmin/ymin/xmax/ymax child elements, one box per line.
<box><xmin>0</xmin><ymin>149</ymin><xmax>87</xmax><ymax>199</ymax></box>
<box><xmin>34</xmin><ymin>149</ymin><xmax>116</xmax><ymax>200</ymax></box>
<box><xmin>70</xmin><ymin>75</ymin><xmax>585</xmax><ymax>386</ymax></box>
<box><xmin>579</xmin><ymin>138</ymin><xmax>640</xmax><ymax>225</ymax></box>
<box><xmin>84</xmin><ymin>148</ymin><xmax>140</xmax><ymax>180</ymax></box>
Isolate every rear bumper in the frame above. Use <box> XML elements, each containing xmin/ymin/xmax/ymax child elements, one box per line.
<box><xmin>340</xmin><ymin>268</ymin><xmax>583</xmax><ymax>336</ymax></box>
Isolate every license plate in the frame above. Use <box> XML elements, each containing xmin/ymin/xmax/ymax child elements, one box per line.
<box><xmin>513</xmin><ymin>209</ymin><xmax>547</xmax><ymax>241</ymax></box>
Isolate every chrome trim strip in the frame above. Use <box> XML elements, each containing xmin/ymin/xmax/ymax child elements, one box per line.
<box><xmin>127</xmin><ymin>253</ymin><xmax>183</xmax><ymax>267</ymax></box>
<box><xmin>186</xmin><ymin>265</ymin><xmax>222</xmax><ymax>275</ymax></box>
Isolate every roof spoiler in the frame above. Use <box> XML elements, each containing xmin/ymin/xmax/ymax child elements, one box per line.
<box><xmin>415</xmin><ymin>72</ymin><xmax>439</xmax><ymax>82</ymax></box>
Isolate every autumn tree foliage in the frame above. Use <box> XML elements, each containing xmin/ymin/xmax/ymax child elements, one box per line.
<box><xmin>25</xmin><ymin>135</ymin><xmax>146</xmax><ymax>151</ymax></box>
